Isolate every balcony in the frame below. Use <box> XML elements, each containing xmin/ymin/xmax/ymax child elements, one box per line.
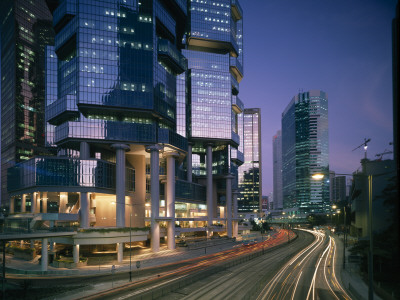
<box><xmin>52</xmin><ymin>0</ymin><xmax>76</xmax><ymax>33</ymax></box>
<box><xmin>175</xmin><ymin>180</ymin><xmax>206</xmax><ymax>202</ymax></box>
<box><xmin>54</xmin><ymin>121</ymin><xmax>156</xmax><ymax>144</ymax></box>
<box><xmin>158</xmin><ymin>128</ymin><xmax>188</xmax><ymax>151</ymax></box>
<box><xmin>231</xmin><ymin>74</ymin><xmax>239</xmax><ymax>96</ymax></box>
<box><xmin>230</xmin><ymin>56</ymin><xmax>244</xmax><ymax>83</ymax></box>
<box><xmin>232</xmin><ymin>95</ymin><xmax>244</xmax><ymax>114</ymax></box>
<box><xmin>46</xmin><ymin>94</ymin><xmax>79</xmax><ymax>125</ymax></box>
<box><xmin>231</xmin><ymin>148</ymin><xmax>244</xmax><ymax>165</ymax></box>
<box><xmin>7</xmin><ymin>157</ymin><xmax>135</xmax><ymax>193</ymax></box>
<box><xmin>187</xmin><ymin>35</ymin><xmax>239</xmax><ymax>58</ymax></box>
<box><xmin>231</xmin><ymin>0</ymin><xmax>243</xmax><ymax>21</ymax></box>
<box><xmin>158</xmin><ymin>39</ymin><xmax>187</xmax><ymax>74</ymax></box>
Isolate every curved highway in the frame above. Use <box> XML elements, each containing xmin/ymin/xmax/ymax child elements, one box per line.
<box><xmin>257</xmin><ymin>229</ymin><xmax>351</xmax><ymax>300</ymax></box>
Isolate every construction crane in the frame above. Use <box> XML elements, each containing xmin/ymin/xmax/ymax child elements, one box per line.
<box><xmin>375</xmin><ymin>150</ymin><xmax>393</xmax><ymax>160</ymax></box>
<box><xmin>352</xmin><ymin>138</ymin><xmax>371</xmax><ymax>159</ymax></box>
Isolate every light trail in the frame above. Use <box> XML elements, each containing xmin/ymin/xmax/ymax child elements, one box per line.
<box><xmin>257</xmin><ymin>229</ymin><xmax>325</xmax><ymax>300</ymax></box>
<box><xmin>258</xmin><ymin>229</ymin><xmax>352</xmax><ymax>300</ymax></box>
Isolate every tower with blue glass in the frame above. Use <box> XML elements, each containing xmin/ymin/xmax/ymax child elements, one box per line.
<box><xmin>5</xmin><ymin>0</ymin><xmax>244</xmax><ymax>266</ymax></box>
<box><xmin>281</xmin><ymin>90</ymin><xmax>329</xmax><ymax>216</ymax></box>
<box><xmin>182</xmin><ymin>0</ymin><xmax>244</xmax><ymax>237</ymax></box>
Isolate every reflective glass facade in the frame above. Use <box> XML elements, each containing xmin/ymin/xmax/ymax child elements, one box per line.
<box><xmin>0</xmin><ymin>0</ymin><xmax>54</xmax><ymax>206</ymax></box>
<box><xmin>7</xmin><ymin>157</ymin><xmax>135</xmax><ymax>192</ymax></box>
<box><xmin>185</xmin><ymin>0</ymin><xmax>244</xmax><ymax>181</ymax></box>
<box><xmin>47</xmin><ymin>0</ymin><xmax>187</xmax><ymax>150</ymax></box>
<box><xmin>281</xmin><ymin>90</ymin><xmax>329</xmax><ymax>214</ymax></box>
<box><xmin>272</xmin><ymin>130</ymin><xmax>283</xmax><ymax>210</ymax></box>
<box><xmin>238</xmin><ymin>108</ymin><xmax>262</xmax><ymax>212</ymax></box>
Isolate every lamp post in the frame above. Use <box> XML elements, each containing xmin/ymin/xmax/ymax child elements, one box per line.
<box><xmin>112</xmin><ymin>201</ymin><xmax>137</xmax><ymax>283</ymax></box>
<box><xmin>312</xmin><ymin>171</ymin><xmax>394</xmax><ymax>300</ymax></box>
<box><xmin>129</xmin><ymin>213</ymin><xmax>132</xmax><ymax>282</ymax></box>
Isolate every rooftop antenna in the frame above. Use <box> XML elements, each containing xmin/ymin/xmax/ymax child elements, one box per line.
<box><xmin>352</xmin><ymin>138</ymin><xmax>371</xmax><ymax>159</ymax></box>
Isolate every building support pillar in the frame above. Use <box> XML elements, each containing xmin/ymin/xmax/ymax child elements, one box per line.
<box><xmin>21</xmin><ymin>194</ymin><xmax>26</xmax><ymax>213</ymax></box>
<box><xmin>41</xmin><ymin>238</ymin><xmax>48</xmax><ymax>272</ymax></box>
<box><xmin>31</xmin><ymin>192</ymin><xmax>37</xmax><ymax>214</ymax></box>
<box><xmin>206</xmin><ymin>143</ymin><xmax>213</xmax><ymax>233</ymax></box>
<box><xmin>42</xmin><ymin>192</ymin><xmax>48</xmax><ymax>213</ymax></box>
<box><xmin>226</xmin><ymin>175</ymin><xmax>234</xmax><ymax>238</ymax></box>
<box><xmin>232</xmin><ymin>190</ymin><xmax>239</xmax><ymax>238</ymax></box>
<box><xmin>187</xmin><ymin>143</ymin><xmax>193</xmax><ymax>183</ymax></box>
<box><xmin>111</xmin><ymin>144</ymin><xmax>130</xmax><ymax>228</ymax></box>
<box><xmin>117</xmin><ymin>243</ymin><xmax>123</xmax><ymax>262</ymax></box>
<box><xmin>59</xmin><ymin>192</ymin><xmax>68</xmax><ymax>213</ymax></box>
<box><xmin>73</xmin><ymin>244</ymin><xmax>79</xmax><ymax>264</ymax></box>
<box><xmin>147</xmin><ymin>145</ymin><xmax>162</xmax><ymax>252</ymax></box>
<box><xmin>80</xmin><ymin>192</ymin><xmax>89</xmax><ymax>228</ymax></box>
<box><xmin>165</xmin><ymin>152</ymin><xmax>179</xmax><ymax>250</ymax></box>
<box><xmin>9</xmin><ymin>197</ymin><xmax>14</xmax><ymax>214</ymax></box>
<box><xmin>80</xmin><ymin>142</ymin><xmax>90</xmax><ymax>159</ymax></box>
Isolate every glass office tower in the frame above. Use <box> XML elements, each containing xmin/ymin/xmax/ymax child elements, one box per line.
<box><xmin>272</xmin><ymin>130</ymin><xmax>283</xmax><ymax>211</ymax></box>
<box><xmin>238</xmin><ymin>108</ymin><xmax>262</xmax><ymax>212</ymax></box>
<box><xmin>0</xmin><ymin>0</ymin><xmax>54</xmax><ymax>208</ymax></box>
<box><xmin>5</xmin><ymin>1</ymin><xmax>244</xmax><ymax>260</ymax></box>
<box><xmin>183</xmin><ymin>0</ymin><xmax>244</xmax><ymax>233</ymax></box>
<box><xmin>282</xmin><ymin>90</ymin><xmax>329</xmax><ymax>215</ymax></box>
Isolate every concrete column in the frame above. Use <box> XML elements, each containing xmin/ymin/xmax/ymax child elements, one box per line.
<box><xmin>80</xmin><ymin>192</ymin><xmax>89</xmax><ymax>228</ymax></box>
<box><xmin>9</xmin><ymin>197</ymin><xmax>15</xmax><ymax>214</ymax></box>
<box><xmin>226</xmin><ymin>175</ymin><xmax>234</xmax><ymax>238</ymax></box>
<box><xmin>165</xmin><ymin>152</ymin><xmax>179</xmax><ymax>250</ymax></box>
<box><xmin>233</xmin><ymin>190</ymin><xmax>239</xmax><ymax>238</ymax></box>
<box><xmin>42</xmin><ymin>192</ymin><xmax>48</xmax><ymax>213</ymax></box>
<box><xmin>117</xmin><ymin>243</ymin><xmax>123</xmax><ymax>262</ymax></box>
<box><xmin>21</xmin><ymin>194</ymin><xmax>26</xmax><ymax>213</ymax></box>
<box><xmin>73</xmin><ymin>244</ymin><xmax>79</xmax><ymax>264</ymax></box>
<box><xmin>41</xmin><ymin>238</ymin><xmax>48</xmax><ymax>272</ymax></box>
<box><xmin>31</xmin><ymin>192</ymin><xmax>37</xmax><ymax>214</ymax></box>
<box><xmin>233</xmin><ymin>221</ymin><xmax>238</xmax><ymax>238</ymax></box>
<box><xmin>49</xmin><ymin>241</ymin><xmax>55</xmax><ymax>252</ymax></box>
<box><xmin>233</xmin><ymin>190</ymin><xmax>239</xmax><ymax>219</ymax></box>
<box><xmin>59</xmin><ymin>192</ymin><xmax>68</xmax><ymax>213</ymax></box>
<box><xmin>146</xmin><ymin>145</ymin><xmax>162</xmax><ymax>252</ymax></box>
<box><xmin>80</xmin><ymin>141</ymin><xmax>90</xmax><ymax>159</ymax></box>
<box><xmin>206</xmin><ymin>143</ymin><xmax>213</xmax><ymax>229</ymax></box>
<box><xmin>112</xmin><ymin>144</ymin><xmax>130</xmax><ymax>228</ymax></box>
<box><xmin>187</xmin><ymin>143</ymin><xmax>192</xmax><ymax>183</ymax></box>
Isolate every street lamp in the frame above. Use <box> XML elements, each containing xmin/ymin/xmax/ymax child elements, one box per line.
<box><xmin>111</xmin><ymin>201</ymin><xmax>137</xmax><ymax>282</ymax></box>
<box><xmin>313</xmin><ymin>174</ymin><xmax>349</xmax><ymax>267</ymax></box>
<box><xmin>313</xmin><ymin>170</ymin><xmax>394</xmax><ymax>300</ymax></box>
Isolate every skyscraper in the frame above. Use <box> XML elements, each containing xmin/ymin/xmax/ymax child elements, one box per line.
<box><xmin>331</xmin><ymin>175</ymin><xmax>347</xmax><ymax>203</ymax></box>
<box><xmin>183</xmin><ymin>0</ymin><xmax>244</xmax><ymax>232</ymax></box>
<box><xmin>238</xmin><ymin>108</ymin><xmax>262</xmax><ymax>212</ymax></box>
<box><xmin>0</xmin><ymin>0</ymin><xmax>54</xmax><ymax>207</ymax></box>
<box><xmin>281</xmin><ymin>90</ymin><xmax>329</xmax><ymax>215</ymax></box>
<box><xmin>272</xmin><ymin>130</ymin><xmax>283</xmax><ymax>210</ymax></box>
<box><xmin>5</xmin><ymin>0</ymin><xmax>245</xmax><ymax>266</ymax></box>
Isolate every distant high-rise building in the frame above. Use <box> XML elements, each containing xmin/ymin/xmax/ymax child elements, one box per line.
<box><xmin>332</xmin><ymin>176</ymin><xmax>347</xmax><ymax>203</ymax></box>
<box><xmin>329</xmin><ymin>170</ymin><xmax>335</xmax><ymax>203</ymax></box>
<box><xmin>238</xmin><ymin>108</ymin><xmax>262</xmax><ymax>212</ymax></box>
<box><xmin>281</xmin><ymin>90</ymin><xmax>329</xmax><ymax>215</ymax></box>
<box><xmin>272</xmin><ymin>130</ymin><xmax>283</xmax><ymax>210</ymax></box>
<box><xmin>0</xmin><ymin>0</ymin><xmax>54</xmax><ymax>207</ymax></box>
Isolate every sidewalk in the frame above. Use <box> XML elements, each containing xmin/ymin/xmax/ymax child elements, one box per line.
<box><xmin>333</xmin><ymin>234</ymin><xmax>382</xmax><ymax>300</ymax></box>
<box><xmin>2</xmin><ymin>239</ymin><xmax>240</xmax><ymax>278</ymax></box>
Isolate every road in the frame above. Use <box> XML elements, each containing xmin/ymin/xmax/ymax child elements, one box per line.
<box><xmin>79</xmin><ymin>229</ymin><xmax>295</xmax><ymax>300</ymax></box>
<box><xmin>151</xmin><ymin>229</ymin><xmax>351</xmax><ymax>300</ymax></box>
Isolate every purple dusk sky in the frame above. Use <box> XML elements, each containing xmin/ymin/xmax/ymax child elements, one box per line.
<box><xmin>239</xmin><ymin>0</ymin><xmax>397</xmax><ymax>196</ymax></box>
